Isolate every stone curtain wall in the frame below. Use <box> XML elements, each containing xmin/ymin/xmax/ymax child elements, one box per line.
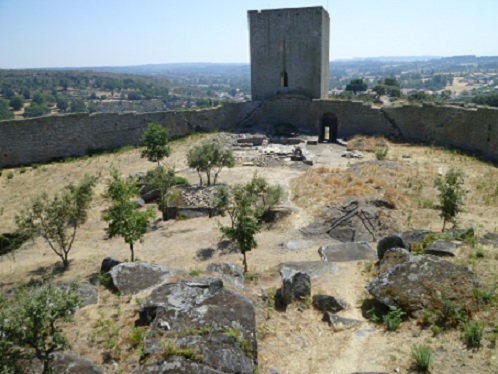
<box><xmin>1</xmin><ymin>99</ymin><xmax>497</xmax><ymax>167</ymax></box>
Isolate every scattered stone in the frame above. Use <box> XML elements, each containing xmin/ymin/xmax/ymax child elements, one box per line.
<box><xmin>323</xmin><ymin>312</ymin><xmax>362</xmax><ymax>331</ymax></box>
<box><xmin>341</xmin><ymin>151</ymin><xmax>363</xmax><ymax>159</ymax></box>
<box><xmin>140</xmin><ymin>186</ymin><xmax>160</xmax><ymax>203</ymax></box>
<box><xmin>28</xmin><ymin>352</ymin><xmax>103</xmax><ymax>374</ymax></box>
<box><xmin>379</xmin><ymin>248</ymin><xmax>411</xmax><ymax>274</ymax></box>
<box><xmin>100</xmin><ymin>257</ymin><xmax>121</xmax><ymax>273</ymax></box>
<box><xmin>278</xmin><ymin>261</ymin><xmax>340</xmax><ymax>279</ymax></box>
<box><xmin>281</xmin><ymin>239</ymin><xmax>308</xmax><ymax>251</ymax></box>
<box><xmin>206</xmin><ymin>262</ymin><xmax>244</xmax><ymax>290</ymax></box>
<box><xmin>312</xmin><ymin>294</ymin><xmax>348</xmax><ymax>313</ymax></box>
<box><xmin>319</xmin><ymin>242</ymin><xmax>376</xmax><ymax>262</ymax></box>
<box><xmin>377</xmin><ymin>234</ymin><xmax>408</xmax><ymax>261</ymax></box>
<box><xmin>481</xmin><ymin>232</ymin><xmax>498</xmax><ymax>247</ymax></box>
<box><xmin>277</xmin><ymin>267</ymin><xmax>311</xmax><ymax>306</ymax></box>
<box><xmin>353</xmin><ymin>327</ymin><xmax>376</xmax><ymax>337</ymax></box>
<box><xmin>56</xmin><ymin>282</ymin><xmax>98</xmax><ymax>307</ymax></box>
<box><xmin>425</xmin><ymin>240</ymin><xmax>460</xmax><ymax>257</ymax></box>
<box><xmin>108</xmin><ymin>262</ymin><xmax>183</xmax><ymax>295</ymax></box>
<box><xmin>134</xmin><ymin>198</ymin><xmax>146</xmax><ymax>208</ymax></box>
<box><xmin>397</xmin><ymin>230</ymin><xmax>432</xmax><ymax>251</ymax></box>
<box><xmin>367</xmin><ymin>255</ymin><xmax>479</xmax><ymax>313</ymax></box>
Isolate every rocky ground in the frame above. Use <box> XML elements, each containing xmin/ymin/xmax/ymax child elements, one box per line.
<box><xmin>1</xmin><ymin>133</ymin><xmax>498</xmax><ymax>373</ymax></box>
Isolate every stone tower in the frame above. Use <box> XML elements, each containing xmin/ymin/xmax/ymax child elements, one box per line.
<box><xmin>248</xmin><ymin>6</ymin><xmax>330</xmax><ymax>101</ymax></box>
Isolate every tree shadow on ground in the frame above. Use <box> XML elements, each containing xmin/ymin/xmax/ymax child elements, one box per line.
<box><xmin>28</xmin><ymin>261</ymin><xmax>67</xmax><ymax>280</ymax></box>
<box><xmin>195</xmin><ymin>240</ymin><xmax>239</xmax><ymax>261</ymax></box>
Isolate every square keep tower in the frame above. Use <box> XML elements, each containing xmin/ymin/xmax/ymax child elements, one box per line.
<box><xmin>248</xmin><ymin>6</ymin><xmax>330</xmax><ymax>101</ymax></box>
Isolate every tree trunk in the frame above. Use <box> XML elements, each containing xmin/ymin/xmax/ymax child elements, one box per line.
<box><xmin>130</xmin><ymin>243</ymin><xmax>135</xmax><ymax>262</ymax></box>
<box><xmin>63</xmin><ymin>254</ymin><xmax>69</xmax><ymax>270</ymax></box>
<box><xmin>243</xmin><ymin>252</ymin><xmax>248</xmax><ymax>273</ymax></box>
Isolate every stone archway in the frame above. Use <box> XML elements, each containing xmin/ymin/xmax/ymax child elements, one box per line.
<box><xmin>319</xmin><ymin>113</ymin><xmax>338</xmax><ymax>143</ymax></box>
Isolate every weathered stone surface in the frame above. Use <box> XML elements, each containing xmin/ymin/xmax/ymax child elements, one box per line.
<box><xmin>140</xmin><ymin>186</ymin><xmax>160</xmax><ymax>203</ymax></box>
<box><xmin>376</xmin><ymin>234</ymin><xmax>408</xmax><ymax>260</ymax></box>
<box><xmin>100</xmin><ymin>257</ymin><xmax>121</xmax><ymax>273</ymax></box>
<box><xmin>109</xmin><ymin>262</ymin><xmax>183</xmax><ymax>295</ymax></box>
<box><xmin>312</xmin><ymin>294</ymin><xmax>348</xmax><ymax>312</ymax></box>
<box><xmin>323</xmin><ymin>312</ymin><xmax>362</xmax><ymax>331</ymax></box>
<box><xmin>57</xmin><ymin>282</ymin><xmax>97</xmax><ymax>307</ymax></box>
<box><xmin>481</xmin><ymin>232</ymin><xmax>498</xmax><ymax>247</ymax></box>
<box><xmin>137</xmin><ymin>276</ymin><xmax>257</xmax><ymax>373</ymax></box>
<box><xmin>319</xmin><ymin>242</ymin><xmax>376</xmax><ymax>262</ymax></box>
<box><xmin>367</xmin><ymin>255</ymin><xmax>479</xmax><ymax>313</ymax></box>
<box><xmin>133</xmin><ymin>357</ymin><xmax>225</xmax><ymax>374</ymax></box>
<box><xmin>379</xmin><ymin>248</ymin><xmax>410</xmax><ymax>274</ymax></box>
<box><xmin>398</xmin><ymin>229</ymin><xmax>432</xmax><ymax>251</ymax></box>
<box><xmin>29</xmin><ymin>352</ymin><xmax>103</xmax><ymax>374</ymax></box>
<box><xmin>425</xmin><ymin>240</ymin><xmax>459</xmax><ymax>257</ymax></box>
<box><xmin>277</xmin><ymin>267</ymin><xmax>311</xmax><ymax>305</ymax></box>
<box><xmin>206</xmin><ymin>262</ymin><xmax>244</xmax><ymax>290</ymax></box>
<box><xmin>278</xmin><ymin>261</ymin><xmax>340</xmax><ymax>279</ymax></box>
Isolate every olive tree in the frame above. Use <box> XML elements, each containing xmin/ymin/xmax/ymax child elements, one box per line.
<box><xmin>0</xmin><ymin>283</ymin><xmax>81</xmax><ymax>374</ymax></box>
<box><xmin>140</xmin><ymin>122</ymin><xmax>171</xmax><ymax>164</ymax></box>
<box><xmin>16</xmin><ymin>175</ymin><xmax>96</xmax><ymax>270</ymax></box>
<box><xmin>187</xmin><ymin>141</ymin><xmax>235</xmax><ymax>185</ymax></box>
<box><xmin>102</xmin><ymin>170</ymin><xmax>155</xmax><ymax>261</ymax></box>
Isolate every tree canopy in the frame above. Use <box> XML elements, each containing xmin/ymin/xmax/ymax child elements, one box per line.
<box><xmin>102</xmin><ymin>170</ymin><xmax>155</xmax><ymax>261</ymax></box>
<box><xmin>16</xmin><ymin>175</ymin><xmax>96</xmax><ymax>270</ymax></box>
<box><xmin>140</xmin><ymin>122</ymin><xmax>171</xmax><ymax>164</ymax></box>
<box><xmin>345</xmin><ymin>78</ymin><xmax>368</xmax><ymax>95</ymax></box>
<box><xmin>187</xmin><ymin>141</ymin><xmax>235</xmax><ymax>185</ymax></box>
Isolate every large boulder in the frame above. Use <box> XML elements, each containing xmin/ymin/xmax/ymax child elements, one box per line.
<box><xmin>425</xmin><ymin>240</ymin><xmax>460</xmax><ymax>257</ymax></box>
<box><xmin>100</xmin><ymin>257</ymin><xmax>121</xmax><ymax>273</ymax></box>
<box><xmin>137</xmin><ymin>276</ymin><xmax>257</xmax><ymax>373</ymax></box>
<box><xmin>367</xmin><ymin>255</ymin><xmax>479</xmax><ymax>313</ymax></box>
<box><xmin>378</xmin><ymin>248</ymin><xmax>410</xmax><ymax>274</ymax></box>
<box><xmin>322</xmin><ymin>312</ymin><xmax>363</xmax><ymax>331</ymax></box>
<box><xmin>108</xmin><ymin>262</ymin><xmax>183</xmax><ymax>295</ymax></box>
<box><xmin>206</xmin><ymin>262</ymin><xmax>244</xmax><ymax>290</ymax></box>
<box><xmin>278</xmin><ymin>261</ymin><xmax>340</xmax><ymax>279</ymax></box>
<box><xmin>398</xmin><ymin>229</ymin><xmax>433</xmax><ymax>250</ymax></box>
<box><xmin>376</xmin><ymin>234</ymin><xmax>408</xmax><ymax>260</ymax></box>
<box><xmin>318</xmin><ymin>242</ymin><xmax>376</xmax><ymax>262</ymax></box>
<box><xmin>276</xmin><ymin>267</ymin><xmax>311</xmax><ymax>306</ymax></box>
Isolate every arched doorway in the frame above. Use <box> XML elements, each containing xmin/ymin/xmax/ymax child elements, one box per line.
<box><xmin>320</xmin><ymin>113</ymin><xmax>338</xmax><ymax>143</ymax></box>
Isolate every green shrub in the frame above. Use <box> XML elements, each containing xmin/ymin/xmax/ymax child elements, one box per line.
<box><xmin>383</xmin><ymin>305</ymin><xmax>405</xmax><ymax>331</ymax></box>
<box><xmin>129</xmin><ymin>327</ymin><xmax>145</xmax><ymax>347</ymax></box>
<box><xmin>19</xmin><ymin>167</ymin><xmax>27</xmax><ymax>174</ymax></box>
<box><xmin>475</xmin><ymin>246</ymin><xmax>485</xmax><ymax>258</ymax></box>
<box><xmin>375</xmin><ymin>146</ymin><xmax>389</xmax><ymax>160</ymax></box>
<box><xmin>411</xmin><ymin>344</ymin><xmax>432</xmax><ymax>372</ymax></box>
<box><xmin>431</xmin><ymin>324</ymin><xmax>442</xmax><ymax>336</ymax></box>
<box><xmin>174</xmin><ymin>176</ymin><xmax>189</xmax><ymax>186</ymax></box>
<box><xmin>463</xmin><ymin>321</ymin><xmax>484</xmax><ymax>349</ymax></box>
<box><xmin>7</xmin><ymin>171</ymin><xmax>14</xmax><ymax>179</ymax></box>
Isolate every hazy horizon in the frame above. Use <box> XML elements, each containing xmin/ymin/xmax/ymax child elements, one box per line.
<box><xmin>1</xmin><ymin>0</ymin><xmax>497</xmax><ymax>69</ymax></box>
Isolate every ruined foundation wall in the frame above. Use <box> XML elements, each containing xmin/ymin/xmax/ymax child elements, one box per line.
<box><xmin>1</xmin><ymin>99</ymin><xmax>498</xmax><ymax>167</ymax></box>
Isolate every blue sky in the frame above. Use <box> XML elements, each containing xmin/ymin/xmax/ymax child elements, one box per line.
<box><xmin>0</xmin><ymin>0</ymin><xmax>497</xmax><ymax>69</ymax></box>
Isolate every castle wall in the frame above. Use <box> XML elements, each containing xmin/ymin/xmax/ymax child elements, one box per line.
<box><xmin>248</xmin><ymin>7</ymin><xmax>330</xmax><ymax>100</ymax></box>
<box><xmin>1</xmin><ymin>99</ymin><xmax>498</xmax><ymax>168</ymax></box>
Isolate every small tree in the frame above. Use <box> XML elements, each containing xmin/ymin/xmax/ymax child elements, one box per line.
<box><xmin>16</xmin><ymin>175</ymin><xmax>96</xmax><ymax>270</ymax></box>
<box><xmin>102</xmin><ymin>170</ymin><xmax>155</xmax><ymax>261</ymax></box>
<box><xmin>187</xmin><ymin>141</ymin><xmax>235</xmax><ymax>185</ymax></box>
<box><xmin>0</xmin><ymin>283</ymin><xmax>81</xmax><ymax>374</ymax></box>
<box><xmin>218</xmin><ymin>174</ymin><xmax>283</xmax><ymax>272</ymax></box>
<box><xmin>434</xmin><ymin>168</ymin><xmax>466</xmax><ymax>231</ymax></box>
<box><xmin>219</xmin><ymin>186</ymin><xmax>260</xmax><ymax>273</ymax></box>
<box><xmin>144</xmin><ymin>165</ymin><xmax>176</xmax><ymax>220</ymax></box>
<box><xmin>140</xmin><ymin>122</ymin><xmax>171</xmax><ymax>164</ymax></box>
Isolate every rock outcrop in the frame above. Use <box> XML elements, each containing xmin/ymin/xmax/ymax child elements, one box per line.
<box><xmin>367</xmin><ymin>255</ymin><xmax>479</xmax><ymax>313</ymax></box>
<box><xmin>135</xmin><ymin>276</ymin><xmax>257</xmax><ymax>374</ymax></box>
<box><xmin>319</xmin><ymin>242</ymin><xmax>377</xmax><ymax>262</ymax></box>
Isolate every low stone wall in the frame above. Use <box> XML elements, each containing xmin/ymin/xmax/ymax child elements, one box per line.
<box><xmin>1</xmin><ymin>98</ymin><xmax>497</xmax><ymax>167</ymax></box>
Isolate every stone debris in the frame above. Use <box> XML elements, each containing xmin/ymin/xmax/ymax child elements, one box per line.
<box><xmin>341</xmin><ymin>151</ymin><xmax>363</xmax><ymax>158</ymax></box>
